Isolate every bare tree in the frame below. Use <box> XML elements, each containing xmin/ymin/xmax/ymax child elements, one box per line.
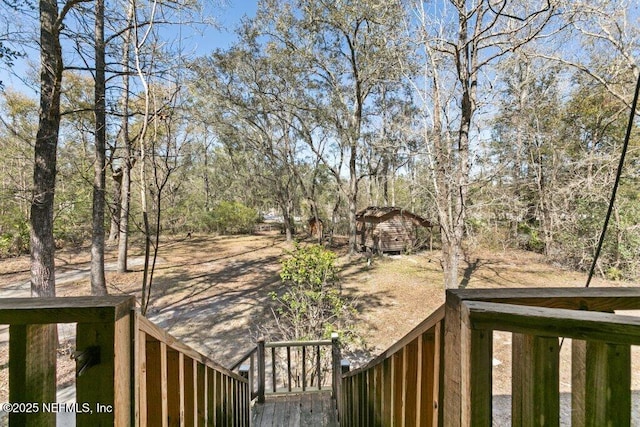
<box><xmin>250</xmin><ymin>0</ymin><xmax>409</xmax><ymax>254</ymax></box>
<box><xmin>408</xmin><ymin>0</ymin><xmax>558</xmax><ymax>288</ymax></box>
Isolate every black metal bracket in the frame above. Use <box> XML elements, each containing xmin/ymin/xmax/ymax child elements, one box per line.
<box><xmin>73</xmin><ymin>345</ymin><xmax>101</xmax><ymax>377</ymax></box>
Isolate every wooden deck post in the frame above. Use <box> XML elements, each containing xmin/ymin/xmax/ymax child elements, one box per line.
<box><xmin>443</xmin><ymin>291</ymin><xmax>493</xmax><ymax>427</ymax></box>
<box><xmin>76</xmin><ymin>299</ymin><xmax>134</xmax><ymax>427</ymax></box>
<box><xmin>9</xmin><ymin>324</ymin><xmax>57</xmax><ymax>427</ymax></box>
<box><xmin>331</xmin><ymin>333</ymin><xmax>341</xmax><ymax>402</ymax></box>
<box><xmin>257</xmin><ymin>338</ymin><xmax>266</xmax><ymax>403</ymax></box>
<box><xmin>340</xmin><ymin>360</ymin><xmax>350</xmax><ymax>423</ymax></box>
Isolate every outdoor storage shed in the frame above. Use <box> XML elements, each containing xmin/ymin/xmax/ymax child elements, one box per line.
<box><xmin>356</xmin><ymin>207</ymin><xmax>432</xmax><ymax>253</ymax></box>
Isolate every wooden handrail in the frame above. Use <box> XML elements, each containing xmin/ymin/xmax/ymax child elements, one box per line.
<box><xmin>0</xmin><ymin>295</ymin><xmax>133</xmax><ymax>324</ymax></box>
<box><xmin>465</xmin><ymin>300</ymin><xmax>640</xmax><ymax>344</ymax></box>
<box><xmin>230</xmin><ymin>346</ymin><xmax>257</xmax><ymax>372</ymax></box>
<box><xmin>450</xmin><ymin>286</ymin><xmax>640</xmax><ymax>310</ymax></box>
<box><xmin>343</xmin><ymin>305</ymin><xmax>445</xmax><ymax>379</ymax></box>
<box><xmin>265</xmin><ymin>339</ymin><xmax>333</xmax><ymax>348</ymax></box>
<box><xmin>137</xmin><ymin>315</ymin><xmax>246</xmax><ymax>382</ymax></box>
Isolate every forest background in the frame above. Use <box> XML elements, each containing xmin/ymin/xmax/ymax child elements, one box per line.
<box><xmin>0</xmin><ymin>0</ymin><xmax>639</xmax><ymax>297</ymax></box>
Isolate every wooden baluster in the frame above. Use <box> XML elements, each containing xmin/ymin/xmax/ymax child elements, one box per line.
<box><xmin>316</xmin><ymin>345</ymin><xmax>322</xmax><ymax>390</ymax></box>
<box><xmin>287</xmin><ymin>346</ymin><xmax>292</xmax><ymax>392</ymax></box>
<box><xmin>331</xmin><ymin>333</ymin><xmax>341</xmax><ymax>401</ymax></box>
<box><xmin>145</xmin><ymin>338</ymin><xmax>168</xmax><ymax>427</ymax></box>
<box><xmin>302</xmin><ymin>345</ymin><xmax>307</xmax><ymax>392</ymax></box>
<box><xmin>214</xmin><ymin>370</ymin><xmax>224</xmax><ymax>425</ymax></box>
<box><xmin>271</xmin><ymin>346</ymin><xmax>276</xmax><ymax>393</ymax></box>
<box><xmin>166</xmin><ymin>349</ymin><xmax>183</xmax><ymax>426</ymax></box>
<box><xmin>207</xmin><ymin>368</ymin><xmax>214</xmax><ymax>427</ymax></box>
<box><xmin>197</xmin><ymin>362</ymin><xmax>206</xmax><ymax>426</ymax></box>
<box><xmin>373</xmin><ymin>363</ymin><xmax>382</xmax><ymax>426</ymax></box>
<box><xmin>585</xmin><ymin>341</ymin><xmax>631</xmax><ymax>426</ymax></box>
<box><xmin>512</xmin><ymin>334</ymin><xmax>559</xmax><ymax>427</ymax></box>
<box><xmin>402</xmin><ymin>339</ymin><xmax>419</xmax><ymax>427</ymax></box>
<box><xmin>392</xmin><ymin>350</ymin><xmax>403</xmax><ymax>424</ymax></box>
<box><xmin>381</xmin><ymin>357</ymin><xmax>392</xmax><ymax>425</ymax></box>
<box><xmin>183</xmin><ymin>357</ymin><xmax>195</xmax><ymax>426</ymax></box>
<box><xmin>340</xmin><ymin>360</ymin><xmax>350</xmax><ymax>424</ymax></box>
<box><xmin>257</xmin><ymin>338</ymin><xmax>265</xmax><ymax>403</ymax></box>
<box><xmin>249</xmin><ymin>352</ymin><xmax>255</xmax><ymax>399</ymax></box>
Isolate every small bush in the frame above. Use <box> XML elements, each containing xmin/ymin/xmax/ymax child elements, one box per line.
<box><xmin>270</xmin><ymin>243</ymin><xmax>355</xmax><ymax>341</ymax></box>
<box><xmin>0</xmin><ymin>221</ymin><xmax>29</xmax><ymax>258</ymax></box>
<box><xmin>209</xmin><ymin>201</ymin><xmax>258</xmax><ymax>234</ymax></box>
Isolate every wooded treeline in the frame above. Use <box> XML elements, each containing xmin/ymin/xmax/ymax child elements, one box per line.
<box><xmin>1</xmin><ymin>0</ymin><xmax>639</xmax><ymax>292</ymax></box>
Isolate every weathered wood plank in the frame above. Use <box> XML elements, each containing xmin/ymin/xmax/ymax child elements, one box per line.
<box><xmin>197</xmin><ymin>362</ymin><xmax>206</xmax><ymax>426</ymax></box>
<box><xmin>463</xmin><ymin>328</ymin><xmax>492</xmax><ymax>427</ymax></box>
<box><xmin>374</xmin><ymin>363</ymin><xmax>383</xmax><ymax>425</ymax></box>
<box><xmin>184</xmin><ymin>357</ymin><xmax>195</xmax><ymax>426</ymax></box>
<box><xmin>0</xmin><ymin>295</ymin><xmax>134</xmax><ymax>324</ymax></box>
<box><xmin>511</xmin><ymin>334</ymin><xmax>560</xmax><ymax>427</ymax></box>
<box><xmin>392</xmin><ymin>350</ymin><xmax>404</xmax><ymax>425</ymax></box>
<box><xmin>214</xmin><ymin>370</ymin><xmax>224</xmax><ymax>426</ymax></box>
<box><xmin>584</xmin><ymin>341</ymin><xmax>631</xmax><ymax>426</ymax></box>
<box><xmin>206</xmin><ymin>367</ymin><xmax>215</xmax><ymax>427</ymax></box>
<box><xmin>76</xmin><ymin>315</ymin><xmax>132</xmax><ymax>427</ymax></box>
<box><xmin>443</xmin><ymin>292</ymin><xmax>463</xmax><ymax>427</ymax></box>
<box><xmin>9</xmin><ymin>324</ymin><xmax>57</xmax><ymax>427</ymax></box>
<box><xmin>310</xmin><ymin>391</ymin><xmax>325</xmax><ymax>426</ymax></box>
<box><xmin>403</xmin><ymin>338</ymin><xmax>418</xmax><ymax>427</ymax></box>
<box><xmin>166</xmin><ymin>350</ymin><xmax>183</xmax><ymax>426</ymax></box>
<box><xmin>571</xmin><ymin>340</ymin><xmax>586</xmax><ymax>427</ymax></box>
<box><xmin>382</xmin><ymin>356</ymin><xmax>392</xmax><ymax>425</ymax></box>
<box><xmin>465</xmin><ymin>300</ymin><xmax>640</xmax><ymax>345</ymax></box>
<box><xmin>144</xmin><ymin>339</ymin><xmax>168</xmax><ymax>427</ymax></box>
<box><xmin>364</xmin><ymin>370</ymin><xmax>372</xmax><ymax>426</ymax></box>
<box><xmin>451</xmin><ymin>287</ymin><xmax>640</xmax><ymax>311</ymax></box>
<box><xmin>419</xmin><ymin>331</ymin><xmax>437</xmax><ymax>427</ymax></box>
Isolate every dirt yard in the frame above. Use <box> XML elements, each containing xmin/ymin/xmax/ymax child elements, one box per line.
<box><xmin>0</xmin><ymin>232</ymin><xmax>638</xmax><ymax>424</ymax></box>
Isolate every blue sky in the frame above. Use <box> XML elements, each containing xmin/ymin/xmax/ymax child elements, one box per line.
<box><xmin>196</xmin><ymin>1</ymin><xmax>257</xmax><ymax>52</ymax></box>
<box><xmin>0</xmin><ymin>1</ymin><xmax>258</xmax><ymax>94</ymax></box>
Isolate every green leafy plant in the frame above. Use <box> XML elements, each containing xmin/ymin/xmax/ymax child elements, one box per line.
<box><xmin>209</xmin><ymin>201</ymin><xmax>258</xmax><ymax>234</ymax></box>
<box><xmin>269</xmin><ymin>243</ymin><xmax>355</xmax><ymax>341</ymax></box>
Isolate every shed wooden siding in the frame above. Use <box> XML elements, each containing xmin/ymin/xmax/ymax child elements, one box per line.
<box><xmin>356</xmin><ymin>208</ymin><xmax>431</xmax><ymax>253</ymax></box>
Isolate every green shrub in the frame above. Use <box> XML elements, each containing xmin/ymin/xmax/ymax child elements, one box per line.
<box><xmin>270</xmin><ymin>243</ymin><xmax>355</xmax><ymax>341</ymax></box>
<box><xmin>209</xmin><ymin>201</ymin><xmax>258</xmax><ymax>234</ymax></box>
<box><xmin>0</xmin><ymin>221</ymin><xmax>29</xmax><ymax>258</ymax></box>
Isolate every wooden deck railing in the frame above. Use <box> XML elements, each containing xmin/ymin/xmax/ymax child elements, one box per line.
<box><xmin>231</xmin><ymin>334</ymin><xmax>342</xmax><ymax>406</ymax></box>
<box><xmin>340</xmin><ymin>287</ymin><xmax>640</xmax><ymax>426</ymax></box>
<box><xmin>2</xmin><ymin>296</ymin><xmax>250</xmax><ymax>426</ymax></box>
<box><xmin>340</xmin><ymin>305</ymin><xmax>445</xmax><ymax>426</ymax></box>
<box><xmin>7</xmin><ymin>289</ymin><xmax>638</xmax><ymax>426</ymax></box>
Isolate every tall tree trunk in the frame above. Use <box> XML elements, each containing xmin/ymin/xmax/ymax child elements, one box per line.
<box><xmin>118</xmin><ymin>158</ymin><xmax>131</xmax><ymax>273</ymax></box>
<box><xmin>117</xmin><ymin>0</ymin><xmax>134</xmax><ymax>273</ymax></box>
<box><xmin>91</xmin><ymin>0</ymin><xmax>107</xmax><ymax>295</ymax></box>
<box><xmin>23</xmin><ymin>1</ymin><xmax>61</xmax><ymax>422</ymax></box>
<box><xmin>107</xmin><ymin>167</ymin><xmax>122</xmax><ymax>243</ymax></box>
<box><xmin>31</xmin><ymin>0</ymin><xmax>61</xmax><ymax>298</ymax></box>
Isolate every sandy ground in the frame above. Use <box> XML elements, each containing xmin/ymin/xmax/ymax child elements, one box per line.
<box><xmin>0</xmin><ymin>232</ymin><xmax>638</xmax><ymax>425</ymax></box>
